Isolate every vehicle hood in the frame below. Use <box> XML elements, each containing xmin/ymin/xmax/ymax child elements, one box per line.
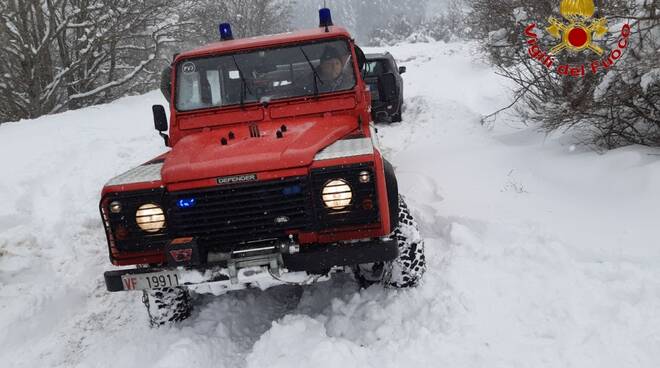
<box><xmin>161</xmin><ymin>115</ymin><xmax>358</xmax><ymax>184</ymax></box>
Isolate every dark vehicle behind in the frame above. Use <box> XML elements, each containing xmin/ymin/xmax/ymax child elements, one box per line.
<box><xmin>363</xmin><ymin>52</ymin><xmax>405</xmax><ymax>123</ymax></box>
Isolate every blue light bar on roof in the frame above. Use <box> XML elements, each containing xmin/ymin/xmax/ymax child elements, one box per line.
<box><xmin>219</xmin><ymin>23</ymin><xmax>233</xmax><ymax>41</ymax></box>
<box><xmin>319</xmin><ymin>8</ymin><xmax>333</xmax><ymax>28</ymax></box>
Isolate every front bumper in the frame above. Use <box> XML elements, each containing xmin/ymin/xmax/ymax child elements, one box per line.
<box><xmin>104</xmin><ymin>237</ymin><xmax>398</xmax><ymax>292</ymax></box>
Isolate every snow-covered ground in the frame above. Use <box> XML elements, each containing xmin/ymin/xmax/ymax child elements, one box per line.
<box><xmin>1</xmin><ymin>41</ymin><xmax>659</xmax><ymax>368</ymax></box>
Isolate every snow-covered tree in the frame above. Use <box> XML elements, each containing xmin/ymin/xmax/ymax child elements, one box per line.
<box><xmin>414</xmin><ymin>0</ymin><xmax>468</xmax><ymax>43</ymax></box>
<box><xmin>362</xmin><ymin>0</ymin><xmax>428</xmax><ymax>45</ymax></box>
<box><xmin>369</xmin><ymin>15</ymin><xmax>417</xmax><ymax>46</ymax></box>
<box><xmin>585</xmin><ymin>1</ymin><xmax>660</xmax><ymax>147</ymax></box>
<box><xmin>291</xmin><ymin>0</ymin><xmax>358</xmax><ymax>37</ymax></box>
<box><xmin>471</xmin><ymin>0</ymin><xmax>659</xmax><ymax>149</ymax></box>
<box><xmin>0</xmin><ymin>0</ymin><xmax>300</xmax><ymax>123</ymax></box>
<box><xmin>290</xmin><ymin>0</ymin><xmax>430</xmax><ymax>45</ymax></box>
<box><xmin>0</xmin><ymin>0</ymin><xmax>185</xmax><ymax>123</ymax></box>
<box><xmin>179</xmin><ymin>0</ymin><xmax>293</xmax><ymax>47</ymax></box>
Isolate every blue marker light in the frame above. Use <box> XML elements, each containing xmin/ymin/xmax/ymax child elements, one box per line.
<box><xmin>319</xmin><ymin>8</ymin><xmax>333</xmax><ymax>28</ymax></box>
<box><xmin>282</xmin><ymin>185</ymin><xmax>303</xmax><ymax>196</ymax></box>
<box><xmin>219</xmin><ymin>23</ymin><xmax>233</xmax><ymax>41</ymax></box>
<box><xmin>177</xmin><ymin>198</ymin><xmax>197</xmax><ymax>209</ymax></box>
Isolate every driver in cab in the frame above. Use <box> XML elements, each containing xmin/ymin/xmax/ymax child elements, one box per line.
<box><xmin>318</xmin><ymin>46</ymin><xmax>355</xmax><ymax>93</ymax></box>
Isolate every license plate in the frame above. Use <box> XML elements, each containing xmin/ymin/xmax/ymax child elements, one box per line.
<box><xmin>121</xmin><ymin>271</ymin><xmax>180</xmax><ymax>290</ymax></box>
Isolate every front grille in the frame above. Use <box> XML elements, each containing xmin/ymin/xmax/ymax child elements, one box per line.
<box><xmin>168</xmin><ymin>177</ymin><xmax>313</xmax><ymax>251</ymax></box>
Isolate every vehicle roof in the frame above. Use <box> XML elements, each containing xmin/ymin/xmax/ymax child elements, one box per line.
<box><xmin>175</xmin><ymin>26</ymin><xmax>353</xmax><ymax>61</ymax></box>
<box><xmin>365</xmin><ymin>52</ymin><xmax>392</xmax><ymax>60</ymax></box>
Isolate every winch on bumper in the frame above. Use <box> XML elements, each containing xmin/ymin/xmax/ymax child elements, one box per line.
<box><xmin>104</xmin><ymin>237</ymin><xmax>398</xmax><ymax>293</ymax></box>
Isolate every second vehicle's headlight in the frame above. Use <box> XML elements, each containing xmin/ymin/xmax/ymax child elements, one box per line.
<box><xmin>135</xmin><ymin>203</ymin><xmax>166</xmax><ymax>233</ymax></box>
<box><xmin>322</xmin><ymin>179</ymin><xmax>353</xmax><ymax>210</ymax></box>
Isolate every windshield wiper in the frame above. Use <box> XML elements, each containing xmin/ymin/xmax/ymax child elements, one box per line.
<box><xmin>299</xmin><ymin>46</ymin><xmax>323</xmax><ymax>97</ymax></box>
<box><xmin>231</xmin><ymin>55</ymin><xmax>252</xmax><ymax>107</ymax></box>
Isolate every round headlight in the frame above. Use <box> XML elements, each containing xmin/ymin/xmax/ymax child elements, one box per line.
<box><xmin>135</xmin><ymin>203</ymin><xmax>166</xmax><ymax>233</ymax></box>
<box><xmin>322</xmin><ymin>179</ymin><xmax>353</xmax><ymax>210</ymax></box>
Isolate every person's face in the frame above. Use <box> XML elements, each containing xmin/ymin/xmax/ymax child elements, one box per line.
<box><xmin>320</xmin><ymin>58</ymin><xmax>342</xmax><ymax>80</ymax></box>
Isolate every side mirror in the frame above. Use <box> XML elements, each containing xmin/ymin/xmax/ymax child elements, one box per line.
<box><xmin>160</xmin><ymin>66</ymin><xmax>172</xmax><ymax>102</ymax></box>
<box><xmin>152</xmin><ymin>105</ymin><xmax>169</xmax><ymax>146</ymax></box>
<box><xmin>378</xmin><ymin>73</ymin><xmax>397</xmax><ymax>102</ymax></box>
<box><xmin>153</xmin><ymin>105</ymin><xmax>168</xmax><ymax>131</ymax></box>
<box><xmin>398</xmin><ymin>66</ymin><xmax>406</xmax><ymax>74</ymax></box>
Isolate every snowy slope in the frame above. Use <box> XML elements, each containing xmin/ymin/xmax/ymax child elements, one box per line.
<box><xmin>1</xmin><ymin>41</ymin><xmax>659</xmax><ymax>368</ymax></box>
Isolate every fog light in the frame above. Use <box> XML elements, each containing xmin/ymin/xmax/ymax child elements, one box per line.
<box><xmin>322</xmin><ymin>179</ymin><xmax>352</xmax><ymax>210</ymax></box>
<box><xmin>109</xmin><ymin>201</ymin><xmax>122</xmax><ymax>213</ymax></box>
<box><xmin>358</xmin><ymin>171</ymin><xmax>371</xmax><ymax>183</ymax></box>
<box><xmin>135</xmin><ymin>203</ymin><xmax>166</xmax><ymax>233</ymax></box>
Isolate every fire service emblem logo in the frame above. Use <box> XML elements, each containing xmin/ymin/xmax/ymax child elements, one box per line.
<box><xmin>524</xmin><ymin>0</ymin><xmax>631</xmax><ymax>78</ymax></box>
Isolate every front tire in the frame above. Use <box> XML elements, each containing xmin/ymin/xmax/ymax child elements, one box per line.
<box><xmin>142</xmin><ymin>287</ymin><xmax>192</xmax><ymax>327</ymax></box>
<box><xmin>355</xmin><ymin>195</ymin><xmax>426</xmax><ymax>288</ymax></box>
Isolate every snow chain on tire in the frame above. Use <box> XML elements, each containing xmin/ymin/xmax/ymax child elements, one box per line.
<box><xmin>354</xmin><ymin>195</ymin><xmax>426</xmax><ymax>288</ymax></box>
<box><xmin>383</xmin><ymin>195</ymin><xmax>426</xmax><ymax>288</ymax></box>
<box><xmin>142</xmin><ymin>287</ymin><xmax>192</xmax><ymax>327</ymax></box>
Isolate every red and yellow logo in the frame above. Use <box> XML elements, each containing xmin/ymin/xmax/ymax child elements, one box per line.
<box><xmin>546</xmin><ymin>0</ymin><xmax>608</xmax><ymax>55</ymax></box>
<box><xmin>524</xmin><ymin>0</ymin><xmax>631</xmax><ymax>78</ymax></box>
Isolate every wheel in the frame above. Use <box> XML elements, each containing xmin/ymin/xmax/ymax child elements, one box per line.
<box><xmin>386</xmin><ymin>195</ymin><xmax>426</xmax><ymax>287</ymax></box>
<box><xmin>354</xmin><ymin>195</ymin><xmax>426</xmax><ymax>288</ymax></box>
<box><xmin>142</xmin><ymin>287</ymin><xmax>192</xmax><ymax>327</ymax></box>
<box><xmin>391</xmin><ymin>98</ymin><xmax>404</xmax><ymax>122</ymax></box>
<box><xmin>373</xmin><ymin>111</ymin><xmax>392</xmax><ymax>124</ymax></box>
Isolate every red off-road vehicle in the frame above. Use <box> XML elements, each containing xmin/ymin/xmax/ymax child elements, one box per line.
<box><xmin>100</xmin><ymin>10</ymin><xmax>425</xmax><ymax>325</ymax></box>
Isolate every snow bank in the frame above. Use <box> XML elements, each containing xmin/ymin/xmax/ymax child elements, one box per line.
<box><xmin>1</xmin><ymin>41</ymin><xmax>659</xmax><ymax>368</ymax></box>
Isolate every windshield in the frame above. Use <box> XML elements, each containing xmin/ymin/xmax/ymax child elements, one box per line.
<box><xmin>176</xmin><ymin>39</ymin><xmax>356</xmax><ymax>111</ymax></box>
